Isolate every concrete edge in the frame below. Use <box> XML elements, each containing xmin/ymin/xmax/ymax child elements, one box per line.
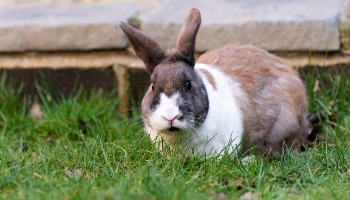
<box><xmin>1</xmin><ymin>51</ymin><xmax>350</xmax><ymax>69</ymax></box>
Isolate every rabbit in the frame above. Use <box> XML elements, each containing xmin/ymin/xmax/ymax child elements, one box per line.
<box><xmin>119</xmin><ymin>8</ymin><xmax>310</xmax><ymax>157</ymax></box>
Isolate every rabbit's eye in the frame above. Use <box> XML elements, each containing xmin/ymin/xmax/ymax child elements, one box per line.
<box><xmin>151</xmin><ymin>83</ymin><xmax>155</xmax><ymax>91</ymax></box>
<box><xmin>186</xmin><ymin>81</ymin><xmax>192</xmax><ymax>91</ymax></box>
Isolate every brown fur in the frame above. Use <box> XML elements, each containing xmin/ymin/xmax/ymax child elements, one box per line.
<box><xmin>198</xmin><ymin>68</ymin><xmax>217</xmax><ymax>90</ymax></box>
<box><xmin>175</xmin><ymin>8</ymin><xmax>201</xmax><ymax>66</ymax></box>
<box><xmin>197</xmin><ymin>45</ymin><xmax>309</xmax><ymax>156</ymax></box>
<box><xmin>119</xmin><ymin>21</ymin><xmax>166</xmax><ymax>73</ymax></box>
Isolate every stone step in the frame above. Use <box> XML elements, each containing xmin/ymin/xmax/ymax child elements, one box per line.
<box><xmin>141</xmin><ymin>0</ymin><xmax>344</xmax><ymax>52</ymax></box>
<box><xmin>2</xmin><ymin>51</ymin><xmax>350</xmax><ymax>69</ymax></box>
<box><xmin>0</xmin><ymin>2</ymin><xmax>149</xmax><ymax>52</ymax></box>
<box><xmin>0</xmin><ymin>0</ymin><xmax>348</xmax><ymax>53</ymax></box>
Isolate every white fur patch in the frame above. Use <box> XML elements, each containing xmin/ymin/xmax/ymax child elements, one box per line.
<box><xmin>193</xmin><ymin>63</ymin><xmax>244</xmax><ymax>155</ymax></box>
<box><xmin>149</xmin><ymin>93</ymin><xmax>187</xmax><ymax>131</ymax></box>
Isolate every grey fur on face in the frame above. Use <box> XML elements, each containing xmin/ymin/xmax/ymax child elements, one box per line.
<box><xmin>142</xmin><ymin>61</ymin><xmax>209</xmax><ymax>131</ymax></box>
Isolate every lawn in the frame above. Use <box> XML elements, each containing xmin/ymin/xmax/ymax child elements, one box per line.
<box><xmin>0</xmin><ymin>67</ymin><xmax>349</xmax><ymax>200</ymax></box>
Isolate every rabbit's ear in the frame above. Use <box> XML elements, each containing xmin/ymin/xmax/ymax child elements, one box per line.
<box><xmin>119</xmin><ymin>22</ymin><xmax>166</xmax><ymax>73</ymax></box>
<box><xmin>175</xmin><ymin>8</ymin><xmax>201</xmax><ymax>67</ymax></box>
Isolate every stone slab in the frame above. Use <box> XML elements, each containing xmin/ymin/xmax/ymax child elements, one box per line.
<box><xmin>0</xmin><ymin>3</ymin><xmax>148</xmax><ymax>52</ymax></box>
<box><xmin>141</xmin><ymin>0</ymin><xmax>343</xmax><ymax>52</ymax></box>
<box><xmin>2</xmin><ymin>51</ymin><xmax>350</xmax><ymax>70</ymax></box>
<box><xmin>343</xmin><ymin>0</ymin><xmax>350</xmax><ymax>18</ymax></box>
<box><xmin>340</xmin><ymin>0</ymin><xmax>350</xmax><ymax>53</ymax></box>
<box><xmin>0</xmin><ymin>51</ymin><xmax>144</xmax><ymax>69</ymax></box>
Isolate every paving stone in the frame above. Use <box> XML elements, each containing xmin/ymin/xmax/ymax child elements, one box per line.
<box><xmin>340</xmin><ymin>0</ymin><xmax>350</xmax><ymax>53</ymax></box>
<box><xmin>0</xmin><ymin>3</ymin><xmax>148</xmax><ymax>52</ymax></box>
<box><xmin>342</xmin><ymin>0</ymin><xmax>350</xmax><ymax>18</ymax></box>
<box><xmin>141</xmin><ymin>0</ymin><xmax>343</xmax><ymax>52</ymax></box>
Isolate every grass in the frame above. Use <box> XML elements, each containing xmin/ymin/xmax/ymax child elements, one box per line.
<box><xmin>0</xmin><ymin>67</ymin><xmax>350</xmax><ymax>200</ymax></box>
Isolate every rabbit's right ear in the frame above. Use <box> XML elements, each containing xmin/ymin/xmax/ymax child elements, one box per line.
<box><xmin>119</xmin><ymin>22</ymin><xmax>166</xmax><ymax>73</ymax></box>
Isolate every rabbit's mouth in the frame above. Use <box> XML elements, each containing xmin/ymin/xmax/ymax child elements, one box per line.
<box><xmin>168</xmin><ymin>127</ymin><xmax>180</xmax><ymax>132</ymax></box>
<box><xmin>159</xmin><ymin>127</ymin><xmax>182</xmax><ymax>135</ymax></box>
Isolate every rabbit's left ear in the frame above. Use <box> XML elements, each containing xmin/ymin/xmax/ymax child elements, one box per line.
<box><xmin>119</xmin><ymin>22</ymin><xmax>166</xmax><ymax>73</ymax></box>
<box><xmin>175</xmin><ymin>8</ymin><xmax>201</xmax><ymax>67</ymax></box>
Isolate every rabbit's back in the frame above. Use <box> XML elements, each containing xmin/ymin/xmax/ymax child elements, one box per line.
<box><xmin>197</xmin><ymin>45</ymin><xmax>309</xmax><ymax>156</ymax></box>
<box><xmin>197</xmin><ymin>45</ymin><xmax>298</xmax><ymax>90</ymax></box>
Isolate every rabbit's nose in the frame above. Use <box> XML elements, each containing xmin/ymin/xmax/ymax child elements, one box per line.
<box><xmin>162</xmin><ymin>115</ymin><xmax>180</xmax><ymax>123</ymax></box>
